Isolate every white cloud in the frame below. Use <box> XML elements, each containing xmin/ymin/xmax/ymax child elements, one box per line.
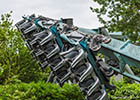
<box><xmin>0</xmin><ymin>0</ymin><xmax>103</xmax><ymax>28</ymax></box>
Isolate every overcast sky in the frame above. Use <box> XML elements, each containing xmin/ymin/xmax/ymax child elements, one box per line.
<box><xmin>0</xmin><ymin>0</ymin><xmax>102</xmax><ymax>28</ymax></box>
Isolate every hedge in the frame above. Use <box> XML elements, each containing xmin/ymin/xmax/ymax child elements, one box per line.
<box><xmin>0</xmin><ymin>81</ymin><xmax>84</xmax><ymax>100</ymax></box>
<box><xmin>1</xmin><ymin>79</ymin><xmax>140</xmax><ymax>100</ymax></box>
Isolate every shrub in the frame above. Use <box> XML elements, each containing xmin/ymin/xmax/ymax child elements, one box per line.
<box><xmin>0</xmin><ymin>81</ymin><xmax>84</xmax><ymax>100</ymax></box>
<box><xmin>108</xmin><ymin>77</ymin><xmax>140</xmax><ymax>100</ymax></box>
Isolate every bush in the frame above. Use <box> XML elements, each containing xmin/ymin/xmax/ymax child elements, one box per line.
<box><xmin>0</xmin><ymin>81</ymin><xmax>84</xmax><ymax>100</ymax></box>
<box><xmin>108</xmin><ymin>77</ymin><xmax>140</xmax><ymax>100</ymax></box>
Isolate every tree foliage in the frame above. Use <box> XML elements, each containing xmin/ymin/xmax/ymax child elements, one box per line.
<box><xmin>91</xmin><ymin>0</ymin><xmax>140</xmax><ymax>42</ymax></box>
<box><xmin>0</xmin><ymin>81</ymin><xmax>84</xmax><ymax>100</ymax></box>
<box><xmin>0</xmin><ymin>12</ymin><xmax>49</xmax><ymax>84</ymax></box>
<box><xmin>109</xmin><ymin>77</ymin><xmax>140</xmax><ymax>100</ymax></box>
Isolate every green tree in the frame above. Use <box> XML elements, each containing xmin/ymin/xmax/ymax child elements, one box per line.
<box><xmin>91</xmin><ymin>0</ymin><xmax>140</xmax><ymax>42</ymax></box>
<box><xmin>0</xmin><ymin>12</ymin><xmax>48</xmax><ymax>84</ymax></box>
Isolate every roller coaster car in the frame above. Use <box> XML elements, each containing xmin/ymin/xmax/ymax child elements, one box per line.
<box><xmin>16</xmin><ymin>14</ymin><xmax>140</xmax><ymax>100</ymax></box>
<box><xmin>49</xmin><ymin>47</ymin><xmax>80</xmax><ymax>85</ymax></box>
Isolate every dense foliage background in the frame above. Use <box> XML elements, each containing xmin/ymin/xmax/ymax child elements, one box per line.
<box><xmin>0</xmin><ymin>12</ymin><xmax>49</xmax><ymax>84</ymax></box>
